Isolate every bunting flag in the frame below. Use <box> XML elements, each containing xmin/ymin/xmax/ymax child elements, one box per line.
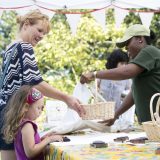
<box><xmin>114</xmin><ymin>7</ymin><xmax>129</xmax><ymax>28</ymax></box>
<box><xmin>66</xmin><ymin>14</ymin><xmax>81</xmax><ymax>35</ymax></box>
<box><xmin>139</xmin><ymin>12</ymin><xmax>154</xmax><ymax>28</ymax></box>
<box><xmin>91</xmin><ymin>9</ymin><xmax>106</xmax><ymax>31</ymax></box>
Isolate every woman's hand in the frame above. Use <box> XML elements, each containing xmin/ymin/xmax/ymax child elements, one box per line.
<box><xmin>80</xmin><ymin>72</ymin><xmax>95</xmax><ymax>84</ymax></box>
<box><xmin>65</xmin><ymin>95</ymin><xmax>86</xmax><ymax>117</ymax></box>
<box><xmin>98</xmin><ymin>117</ymin><xmax>117</xmax><ymax>126</ymax></box>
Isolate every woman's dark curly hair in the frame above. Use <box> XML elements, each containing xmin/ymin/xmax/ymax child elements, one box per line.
<box><xmin>105</xmin><ymin>49</ymin><xmax>129</xmax><ymax>69</ymax></box>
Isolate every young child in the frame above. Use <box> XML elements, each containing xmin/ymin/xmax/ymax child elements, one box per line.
<box><xmin>2</xmin><ymin>85</ymin><xmax>63</xmax><ymax>160</ymax></box>
<box><xmin>98</xmin><ymin>49</ymin><xmax>131</xmax><ymax>110</ymax></box>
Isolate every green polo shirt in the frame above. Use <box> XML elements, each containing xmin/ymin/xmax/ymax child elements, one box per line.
<box><xmin>130</xmin><ymin>45</ymin><xmax>160</xmax><ymax>123</ymax></box>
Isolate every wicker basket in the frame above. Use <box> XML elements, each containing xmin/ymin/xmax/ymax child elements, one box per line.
<box><xmin>81</xmin><ymin>79</ymin><xmax>115</xmax><ymax>120</ymax></box>
<box><xmin>81</xmin><ymin>101</ymin><xmax>115</xmax><ymax>120</ymax></box>
<box><xmin>142</xmin><ymin>93</ymin><xmax>160</xmax><ymax>141</ymax></box>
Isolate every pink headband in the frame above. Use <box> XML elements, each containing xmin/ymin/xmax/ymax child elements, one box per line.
<box><xmin>26</xmin><ymin>88</ymin><xmax>43</xmax><ymax>105</ymax></box>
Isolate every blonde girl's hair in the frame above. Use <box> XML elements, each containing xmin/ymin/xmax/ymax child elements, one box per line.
<box><xmin>2</xmin><ymin>85</ymin><xmax>33</xmax><ymax>143</ymax></box>
<box><xmin>16</xmin><ymin>9</ymin><xmax>51</xmax><ymax>34</ymax></box>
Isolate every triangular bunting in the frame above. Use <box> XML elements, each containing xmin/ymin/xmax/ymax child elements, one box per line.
<box><xmin>91</xmin><ymin>9</ymin><xmax>106</xmax><ymax>31</ymax></box>
<box><xmin>66</xmin><ymin>14</ymin><xmax>81</xmax><ymax>35</ymax></box>
<box><xmin>114</xmin><ymin>7</ymin><xmax>128</xmax><ymax>28</ymax></box>
<box><xmin>139</xmin><ymin>12</ymin><xmax>154</xmax><ymax>28</ymax></box>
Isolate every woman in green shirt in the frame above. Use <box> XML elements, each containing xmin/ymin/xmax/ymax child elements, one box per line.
<box><xmin>80</xmin><ymin>24</ymin><xmax>160</xmax><ymax>124</ymax></box>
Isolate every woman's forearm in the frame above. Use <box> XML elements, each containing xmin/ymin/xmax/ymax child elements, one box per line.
<box><xmin>35</xmin><ymin>81</ymin><xmax>69</xmax><ymax>102</ymax></box>
<box><xmin>96</xmin><ymin>63</ymin><xmax>144</xmax><ymax>80</ymax></box>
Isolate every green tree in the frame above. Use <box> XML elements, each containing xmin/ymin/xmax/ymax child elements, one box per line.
<box><xmin>0</xmin><ymin>11</ymin><xmax>17</xmax><ymax>52</ymax></box>
<box><xmin>0</xmin><ymin>11</ymin><xmax>17</xmax><ymax>66</ymax></box>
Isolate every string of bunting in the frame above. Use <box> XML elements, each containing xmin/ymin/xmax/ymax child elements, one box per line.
<box><xmin>0</xmin><ymin>4</ymin><xmax>160</xmax><ymax>14</ymax></box>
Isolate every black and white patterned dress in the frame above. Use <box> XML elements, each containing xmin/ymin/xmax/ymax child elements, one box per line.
<box><xmin>0</xmin><ymin>42</ymin><xmax>43</xmax><ymax>109</ymax></box>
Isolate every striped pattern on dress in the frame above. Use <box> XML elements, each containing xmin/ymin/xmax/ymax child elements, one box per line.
<box><xmin>0</xmin><ymin>42</ymin><xmax>43</xmax><ymax>108</ymax></box>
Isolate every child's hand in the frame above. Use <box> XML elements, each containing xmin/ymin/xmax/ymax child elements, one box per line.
<box><xmin>41</xmin><ymin>131</ymin><xmax>56</xmax><ymax>140</ymax></box>
<box><xmin>47</xmin><ymin>135</ymin><xmax>63</xmax><ymax>143</ymax></box>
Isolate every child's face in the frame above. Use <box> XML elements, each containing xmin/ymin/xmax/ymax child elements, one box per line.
<box><xmin>25</xmin><ymin>97</ymin><xmax>44</xmax><ymax>121</ymax></box>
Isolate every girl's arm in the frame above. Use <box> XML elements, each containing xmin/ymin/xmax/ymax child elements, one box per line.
<box><xmin>21</xmin><ymin>123</ymin><xmax>63</xmax><ymax>158</ymax></box>
<box><xmin>41</xmin><ymin>131</ymin><xmax>58</xmax><ymax>140</ymax></box>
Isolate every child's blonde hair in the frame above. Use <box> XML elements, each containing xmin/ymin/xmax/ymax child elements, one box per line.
<box><xmin>17</xmin><ymin>9</ymin><xmax>51</xmax><ymax>34</ymax></box>
<box><xmin>2</xmin><ymin>85</ymin><xmax>33</xmax><ymax>143</ymax></box>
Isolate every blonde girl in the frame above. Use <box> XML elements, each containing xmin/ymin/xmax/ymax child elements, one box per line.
<box><xmin>3</xmin><ymin>85</ymin><xmax>63</xmax><ymax>160</ymax></box>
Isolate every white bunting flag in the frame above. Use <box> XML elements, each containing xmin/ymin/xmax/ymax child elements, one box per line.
<box><xmin>66</xmin><ymin>14</ymin><xmax>81</xmax><ymax>35</ymax></box>
<box><xmin>139</xmin><ymin>12</ymin><xmax>154</xmax><ymax>28</ymax></box>
<box><xmin>114</xmin><ymin>7</ymin><xmax>128</xmax><ymax>28</ymax></box>
<box><xmin>92</xmin><ymin>9</ymin><xmax>106</xmax><ymax>31</ymax></box>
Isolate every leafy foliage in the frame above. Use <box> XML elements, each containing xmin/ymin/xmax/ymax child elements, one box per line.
<box><xmin>0</xmin><ymin>11</ymin><xmax>17</xmax><ymax>52</ymax></box>
<box><xmin>0</xmin><ymin>11</ymin><xmax>17</xmax><ymax>65</ymax></box>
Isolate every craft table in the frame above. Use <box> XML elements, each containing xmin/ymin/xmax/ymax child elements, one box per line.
<box><xmin>44</xmin><ymin>130</ymin><xmax>160</xmax><ymax>160</ymax></box>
